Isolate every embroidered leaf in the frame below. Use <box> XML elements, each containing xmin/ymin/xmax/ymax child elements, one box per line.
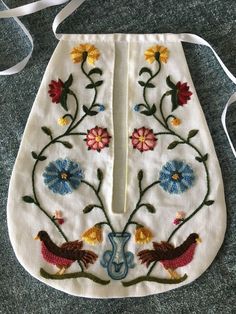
<box><xmin>83</xmin><ymin>204</ymin><xmax>96</xmax><ymax>214</ymax></box>
<box><xmin>86</xmin><ymin>83</ymin><xmax>95</xmax><ymax>89</ymax></box>
<box><xmin>60</xmin><ymin>91</ymin><xmax>68</xmax><ymax>111</ymax></box>
<box><xmin>145</xmin><ymin>82</ymin><xmax>155</xmax><ymax>88</ymax></box>
<box><xmin>138</xmin><ymin>81</ymin><xmax>146</xmax><ymax>87</ymax></box>
<box><xmin>168</xmin><ymin>141</ymin><xmax>180</xmax><ymax>149</ymax></box>
<box><xmin>139</xmin><ymin>67</ymin><xmax>152</xmax><ymax>76</ymax></box>
<box><xmin>140</xmin><ymin>104</ymin><xmax>156</xmax><ymax>116</ymax></box>
<box><xmin>41</xmin><ymin>126</ymin><xmax>52</xmax><ymax>137</ymax></box>
<box><xmin>31</xmin><ymin>151</ymin><xmax>38</xmax><ymax>159</ymax></box>
<box><xmin>97</xmin><ymin>168</ymin><xmax>103</xmax><ymax>181</ymax></box>
<box><xmin>89</xmin><ymin>68</ymin><xmax>103</xmax><ymax>76</ymax></box>
<box><xmin>22</xmin><ymin>196</ymin><xmax>35</xmax><ymax>203</ymax></box>
<box><xmin>61</xmin><ymin>141</ymin><xmax>73</xmax><ymax>149</ymax></box>
<box><xmin>145</xmin><ymin>204</ymin><xmax>156</xmax><ymax>213</ymax></box>
<box><xmin>205</xmin><ymin>200</ymin><xmax>214</xmax><ymax>206</ymax></box>
<box><xmin>38</xmin><ymin>156</ymin><xmax>47</xmax><ymax>161</ymax></box>
<box><xmin>83</xmin><ymin>105</ymin><xmax>98</xmax><ymax>116</ymax></box>
<box><xmin>166</xmin><ymin>76</ymin><xmax>176</xmax><ymax>89</ymax></box>
<box><xmin>138</xmin><ymin>170</ymin><xmax>143</xmax><ymax>181</ymax></box>
<box><xmin>95</xmin><ymin>80</ymin><xmax>103</xmax><ymax>87</ymax></box>
<box><xmin>187</xmin><ymin>129</ymin><xmax>199</xmax><ymax>141</ymax></box>
<box><xmin>86</xmin><ymin>81</ymin><xmax>103</xmax><ymax>89</ymax></box>
<box><xmin>195</xmin><ymin>154</ymin><xmax>208</xmax><ymax>162</ymax></box>
<box><xmin>64</xmin><ymin>74</ymin><xmax>73</xmax><ymax>89</ymax></box>
<box><xmin>32</xmin><ymin>151</ymin><xmax>47</xmax><ymax>161</ymax></box>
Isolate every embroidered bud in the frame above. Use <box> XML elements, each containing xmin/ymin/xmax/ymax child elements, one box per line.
<box><xmin>82</xmin><ymin>225</ymin><xmax>103</xmax><ymax>245</ymax></box>
<box><xmin>171</xmin><ymin>117</ymin><xmax>181</xmax><ymax>126</ymax></box>
<box><xmin>99</xmin><ymin>104</ymin><xmax>105</xmax><ymax>112</ymax></box>
<box><xmin>57</xmin><ymin>117</ymin><xmax>70</xmax><ymax>126</ymax></box>
<box><xmin>134</xmin><ymin>104</ymin><xmax>140</xmax><ymax>112</ymax></box>
<box><xmin>135</xmin><ymin>226</ymin><xmax>153</xmax><ymax>244</ymax></box>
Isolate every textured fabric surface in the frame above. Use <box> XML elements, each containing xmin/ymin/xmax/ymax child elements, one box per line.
<box><xmin>0</xmin><ymin>0</ymin><xmax>235</xmax><ymax>312</ymax></box>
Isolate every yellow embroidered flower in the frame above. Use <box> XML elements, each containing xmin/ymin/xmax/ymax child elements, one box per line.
<box><xmin>70</xmin><ymin>44</ymin><xmax>100</xmax><ymax>65</ymax></box>
<box><xmin>171</xmin><ymin>117</ymin><xmax>181</xmax><ymax>126</ymax></box>
<box><xmin>144</xmin><ymin>45</ymin><xmax>169</xmax><ymax>64</ymax></box>
<box><xmin>135</xmin><ymin>226</ymin><xmax>153</xmax><ymax>244</ymax></box>
<box><xmin>82</xmin><ymin>225</ymin><xmax>103</xmax><ymax>245</ymax></box>
<box><xmin>57</xmin><ymin>117</ymin><xmax>70</xmax><ymax>126</ymax></box>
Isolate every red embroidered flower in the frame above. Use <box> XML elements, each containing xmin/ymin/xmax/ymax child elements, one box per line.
<box><xmin>85</xmin><ymin>126</ymin><xmax>111</xmax><ymax>152</ymax></box>
<box><xmin>48</xmin><ymin>79</ymin><xmax>64</xmax><ymax>103</ymax></box>
<box><xmin>130</xmin><ymin>127</ymin><xmax>157</xmax><ymax>152</ymax></box>
<box><xmin>176</xmin><ymin>82</ymin><xmax>192</xmax><ymax>106</ymax></box>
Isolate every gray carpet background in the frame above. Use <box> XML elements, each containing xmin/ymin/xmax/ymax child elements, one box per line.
<box><xmin>0</xmin><ymin>0</ymin><xmax>236</xmax><ymax>313</ymax></box>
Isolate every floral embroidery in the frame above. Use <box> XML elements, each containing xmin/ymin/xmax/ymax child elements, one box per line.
<box><xmin>176</xmin><ymin>82</ymin><xmax>193</xmax><ymax>106</ymax></box>
<box><xmin>23</xmin><ymin>44</ymin><xmax>215</xmax><ymax>288</ymax></box>
<box><xmin>70</xmin><ymin>44</ymin><xmax>100</xmax><ymax>65</ymax></box>
<box><xmin>85</xmin><ymin>126</ymin><xmax>111</xmax><ymax>152</ymax></box>
<box><xmin>57</xmin><ymin>117</ymin><xmax>70</xmax><ymax>126</ymax></box>
<box><xmin>48</xmin><ymin>79</ymin><xmax>64</xmax><ymax>103</ymax></box>
<box><xmin>173</xmin><ymin>211</ymin><xmax>186</xmax><ymax>225</ymax></box>
<box><xmin>53</xmin><ymin>210</ymin><xmax>65</xmax><ymax>225</ymax></box>
<box><xmin>166</xmin><ymin>76</ymin><xmax>193</xmax><ymax>112</ymax></box>
<box><xmin>135</xmin><ymin>226</ymin><xmax>153</xmax><ymax>244</ymax></box>
<box><xmin>171</xmin><ymin>117</ymin><xmax>181</xmax><ymax>126</ymax></box>
<box><xmin>144</xmin><ymin>45</ymin><xmax>169</xmax><ymax>64</ymax></box>
<box><xmin>43</xmin><ymin>159</ymin><xmax>84</xmax><ymax>195</ymax></box>
<box><xmin>159</xmin><ymin>160</ymin><xmax>195</xmax><ymax>194</ymax></box>
<box><xmin>82</xmin><ymin>225</ymin><xmax>103</xmax><ymax>245</ymax></box>
<box><xmin>130</xmin><ymin>127</ymin><xmax>157</xmax><ymax>152</ymax></box>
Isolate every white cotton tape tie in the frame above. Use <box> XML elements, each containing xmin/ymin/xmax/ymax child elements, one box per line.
<box><xmin>0</xmin><ymin>1</ymin><xmax>235</xmax><ymax>157</ymax></box>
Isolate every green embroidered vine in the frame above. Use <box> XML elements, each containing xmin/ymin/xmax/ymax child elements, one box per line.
<box><xmin>22</xmin><ymin>48</ymin><xmax>109</xmax><ymax>283</ymax></box>
<box><xmin>122</xmin><ymin>170</ymin><xmax>160</xmax><ymax>234</ymax></box>
<box><xmin>125</xmin><ymin>45</ymin><xmax>214</xmax><ymax>285</ymax></box>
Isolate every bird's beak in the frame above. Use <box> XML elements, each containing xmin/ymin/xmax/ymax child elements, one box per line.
<box><xmin>196</xmin><ymin>237</ymin><xmax>202</xmax><ymax>244</ymax></box>
<box><xmin>34</xmin><ymin>235</ymin><xmax>39</xmax><ymax>240</ymax></box>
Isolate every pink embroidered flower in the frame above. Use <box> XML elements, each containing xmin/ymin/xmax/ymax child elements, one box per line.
<box><xmin>48</xmin><ymin>79</ymin><xmax>64</xmax><ymax>103</ymax></box>
<box><xmin>85</xmin><ymin>126</ymin><xmax>111</xmax><ymax>152</ymax></box>
<box><xmin>173</xmin><ymin>211</ymin><xmax>186</xmax><ymax>225</ymax></box>
<box><xmin>176</xmin><ymin>82</ymin><xmax>192</xmax><ymax>106</ymax></box>
<box><xmin>130</xmin><ymin>127</ymin><xmax>157</xmax><ymax>152</ymax></box>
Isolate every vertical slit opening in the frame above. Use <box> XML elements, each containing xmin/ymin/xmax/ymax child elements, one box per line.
<box><xmin>111</xmin><ymin>41</ymin><xmax>129</xmax><ymax>213</ymax></box>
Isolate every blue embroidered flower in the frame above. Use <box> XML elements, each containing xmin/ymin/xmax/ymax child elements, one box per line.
<box><xmin>159</xmin><ymin>160</ymin><xmax>195</xmax><ymax>194</ymax></box>
<box><xmin>43</xmin><ymin>159</ymin><xmax>84</xmax><ymax>195</ymax></box>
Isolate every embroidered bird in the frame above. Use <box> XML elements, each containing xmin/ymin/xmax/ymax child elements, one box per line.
<box><xmin>138</xmin><ymin>233</ymin><xmax>201</xmax><ymax>279</ymax></box>
<box><xmin>35</xmin><ymin>230</ymin><xmax>98</xmax><ymax>275</ymax></box>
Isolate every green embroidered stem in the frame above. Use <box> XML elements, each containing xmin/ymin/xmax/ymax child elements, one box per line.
<box><xmin>69</xmin><ymin>60</ymin><xmax>99</xmax><ymax>133</ymax></box>
<box><xmin>159</xmin><ymin>93</ymin><xmax>168</xmax><ymax>126</ymax></box>
<box><xmin>40</xmin><ymin>268</ymin><xmax>110</xmax><ymax>285</ymax></box>
<box><xmin>122</xmin><ymin>179</ymin><xmax>160</xmax><ymax>233</ymax></box>
<box><xmin>81</xmin><ymin>180</ymin><xmax>115</xmax><ymax>233</ymax></box>
<box><xmin>143</xmin><ymin>60</ymin><xmax>161</xmax><ymax>110</ymax></box>
<box><xmin>122</xmin><ymin>273</ymin><xmax>188</xmax><ymax>287</ymax></box>
<box><xmin>67</xmin><ymin>91</ymin><xmax>80</xmax><ymax>132</ymax></box>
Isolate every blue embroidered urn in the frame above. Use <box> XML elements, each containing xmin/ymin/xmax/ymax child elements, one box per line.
<box><xmin>101</xmin><ymin>232</ymin><xmax>135</xmax><ymax>280</ymax></box>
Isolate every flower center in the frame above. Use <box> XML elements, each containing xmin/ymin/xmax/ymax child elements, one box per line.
<box><xmin>60</xmin><ymin>172</ymin><xmax>70</xmax><ymax>181</ymax></box>
<box><xmin>139</xmin><ymin>135</ymin><xmax>146</xmax><ymax>143</ymax></box>
<box><xmin>172</xmin><ymin>172</ymin><xmax>181</xmax><ymax>181</ymax></box>
<box><xmin>95</xmin><ymin>135</ymin><xmax>102</xmax><ymax>142</ymax></box>
<box><xmin>82</xmin><ymin>51</ymin><xmax>88</xmax><ymax>61</ymax></box>
<box><xmin>155</xmin><ymin>51</ymin><xmax>160</xmax><ymax>61</ymax></box>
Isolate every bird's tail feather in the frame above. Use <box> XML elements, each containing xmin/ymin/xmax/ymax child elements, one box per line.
<box><xmin>137</xmin><ymin>249</ymin><xmax>160</xmax><ymax>267</ymax></box>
